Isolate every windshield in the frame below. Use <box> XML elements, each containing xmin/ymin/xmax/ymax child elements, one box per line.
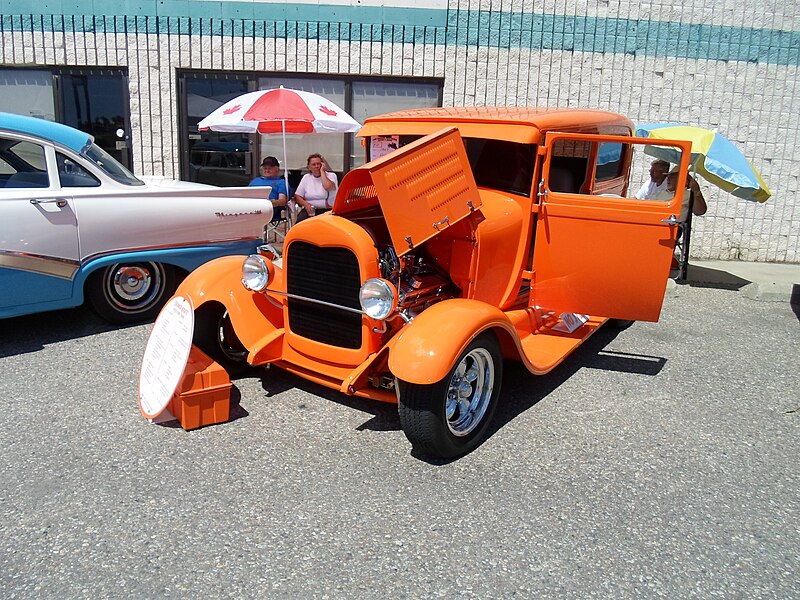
<box><xmin>82</xmin><ymin>143</ymin><xmax>144</xmax><ymax>186</ymax></box>
<box><xmin>371</xmin><ymin>135</ymin><xmax>535</xmax><ymax>197</ymax></box>
<box><xmin>464</xmin><ymin>138</ymin><xmax>535</xmax><ymax>196</ymax></box>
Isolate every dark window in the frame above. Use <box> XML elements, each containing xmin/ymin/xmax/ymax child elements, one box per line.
<box><xmin>0</xmin><ymin>67</ymin><xmax>133</xmax><ymax>171</ymax></box>
<box><xmin>56</xmin><ymin>151</ymin><xmax>100</xmax><ymax>188</ymax></box>
<box><xmin>465</xmin><ymin>138</ymin><xmax>536</xmax><ymax>196</ymax></box>
<box><xmin>178</xmin><ymin>70</ymin><xmax>443</xmax><ymax>186</ymax></box>
<box><xmin>182</xmin><ymin>74</ymin><xmax>251</xmax><ymax>186</ymax></box>
<box><xmin>549</xmin><ymin>139</ymin><xmax>591</xmax><ymax>193</ymax></box>
<box><xmin>59</xmin><ymin>70</ymin><xmax>131</xmax><ymax>169</ymax></box>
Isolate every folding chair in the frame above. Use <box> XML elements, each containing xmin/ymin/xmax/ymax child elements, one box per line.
<box><xmin>673</xmin><ymin>192</ymin><xmax>696</xmax><ymax>282</ymax></box>
<box><xmin>264</xmin><ymin>205</ymin><xmax>291</xmax><ymax>245</ymax></box>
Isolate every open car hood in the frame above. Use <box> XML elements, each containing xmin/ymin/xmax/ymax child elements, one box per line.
<box><xmin>334</xmin><ymin>127</ymin><xmax>482</xmax><ymax>257</ymax></box>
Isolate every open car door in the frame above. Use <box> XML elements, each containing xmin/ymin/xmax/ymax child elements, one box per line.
<box><xmin>531</xmin><ymin>132</ymin><xmax>692</xmax><ymax>322</ymax></box>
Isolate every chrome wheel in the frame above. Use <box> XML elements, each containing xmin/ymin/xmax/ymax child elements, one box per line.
<box><xmin>107</xmin><ymin>263</ymin><xmax>163</xmax><ymax>310</ymax></box>
<box><xmin>397</xmin><ymin>331</ymin><xmax>502</xmax><ymax>459</ymax></box>
<box><xmin>87</xmin><ymin>261</ymin><xmax>175</xmax><ymax>324</ymax></box>
<box><xmin>445</xmin><ymin>347</ymin><xmax>495</xmax><ymax>436</ymax></box>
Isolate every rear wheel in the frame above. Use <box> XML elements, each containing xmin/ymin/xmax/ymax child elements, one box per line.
<box><xmin>607</xmin><ymin>318</ymin><xmax>635</xmax><ymax>329</ymax></box>
<box><xmin>397</xmin><ymin>331</ymin><xmax>502</xmax><ymax>458</ymax></box>
<box><xmin>192</xmin><ymin>303</ymin><xmax>250</xmax><ymax>375</ymax></box>
<box><xmin>87</xmin><ymin>261</ymin><xmax>175</xmax><ymax>324</ymax></box>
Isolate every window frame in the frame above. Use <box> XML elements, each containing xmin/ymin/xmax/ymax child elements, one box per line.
<box><xmin>177</xmin><ymin>69</ymin><xmax>443</xmax><ymax>183</ymax></box>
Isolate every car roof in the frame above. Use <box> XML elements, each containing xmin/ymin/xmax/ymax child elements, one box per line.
<box><xmin>360</xmin><ymin>106</ymin><xmax>634</xmax><ymax>144</ymax></box>
<box><xmin>0</xmin><ymin>112</ymin><xmax>93</xmax><ymax>153</ymax></box>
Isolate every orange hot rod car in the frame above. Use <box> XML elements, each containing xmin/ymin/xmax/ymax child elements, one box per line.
<box><xmin>157</xmin><ymin>107</ymin><xmax>691</xmax><ymax>458</ymax></box>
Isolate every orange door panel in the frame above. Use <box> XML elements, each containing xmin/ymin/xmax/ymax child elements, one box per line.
<box><xmin>532</xmin><ymin>132</ymin><xmax>692</xmax><ymax>322</ymax></box>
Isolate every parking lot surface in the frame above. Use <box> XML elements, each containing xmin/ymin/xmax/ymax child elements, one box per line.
<box><xmin>1</xmin><ymin>284</ymin><xmax>798</xmax><ymax>598</ymax></box>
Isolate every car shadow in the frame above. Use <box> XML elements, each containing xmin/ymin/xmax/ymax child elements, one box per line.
<box><xmin>488</xmin><ymin>325</ymin><xmax>665</xmax><ymax>437</ymax></box>
<box><xmin>0</xmin><ymin>306</ymin><xmax>132</xmax><ymax>358</ymax></box>
<box><xmin>253</xmin><ymin>324</ymin><xmax>667</xmax><ymax>464</ymax></box>
<box><xmin>256</xmin><ymin>366</ymin><xmax>401</xmax><ymax>432</ymax></box>
<box><xmin>411</xmin><ymin>325</ymin><xmax>667</xmax><ymax>465</ymax></box>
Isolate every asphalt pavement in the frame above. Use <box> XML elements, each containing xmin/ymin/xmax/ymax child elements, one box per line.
<box><xmin>1</xmin><ymin>264</ymin><xmax>798</xmax><ymax>598</ymax></box>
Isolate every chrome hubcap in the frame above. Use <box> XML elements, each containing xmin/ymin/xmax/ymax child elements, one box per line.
<box><xmin>106</xmin><ymin>262</ymin><xmax>163</xmax><ymax>311</ymax></box>
<box><xmin>445</xmin><ymin>347</ymin><xmax>494</xmax><ymax>436</ymax></box>
<box><xmin>113</xmin><ymin>266</ymin><xmax>151</xmax><ymax>301</ymax></box>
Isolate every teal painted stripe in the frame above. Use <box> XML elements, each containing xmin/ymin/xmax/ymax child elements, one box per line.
<box><xmin>449</xmin><ymin>13</ymin><xmax>800</xmax><ymax>66</ymax></box>
<box><xmin>1</xmin><ymin>1</ymin><xmax>447</xmax><ymax>26</ymax></box>
<box><xmin>1</xmin><ymin>6</ymin><xmax>797</xmax><ymax>66</ymax></box>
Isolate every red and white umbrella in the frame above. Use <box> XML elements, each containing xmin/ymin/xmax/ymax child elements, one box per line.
<box><xmin>197</xmin><ymin>87</ymin><xmax>361</xmax><ymax>134</ymax></box>
<box><xmin>198</xmin><ymin>87</ymin><xmax>361</xmax><ymax>226</ymax></box>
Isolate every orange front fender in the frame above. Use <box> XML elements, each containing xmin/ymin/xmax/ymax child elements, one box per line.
<box><xmin>388</xmin><ymin>299</ymin><xmax>519</xmax><ymax>385</ymax></box>
<box><xmin>175</xmin><ymin>255</ymin><xmax>248</xmax><ymax>304</ymax></box>
<box><xmin>174</xmin><ymin>255</ymin><xmax>284</xmax><ymax>352</ymax></box>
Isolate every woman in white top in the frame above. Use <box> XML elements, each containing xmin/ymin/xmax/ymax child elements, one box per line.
<box><xmin>293</xmin><ymin>153</ymin><xmax>338</xmax><ymax>222</ymax></box>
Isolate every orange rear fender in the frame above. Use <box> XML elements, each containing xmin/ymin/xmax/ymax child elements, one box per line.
<box><xmin>388</xmin><ymin>299</ymin><xmax>520</xmax><ymax>385</ymax></box>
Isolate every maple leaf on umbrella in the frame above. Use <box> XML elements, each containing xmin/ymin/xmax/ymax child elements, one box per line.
<box><xmin>223</xmin><ymin>104</ymin><xmax>242</xmax><ymax>115</ymax></box>
<box><xmin>318</xmin><ymin>105</ymin><xmax>338</xmax><ymax>116</ymax></box>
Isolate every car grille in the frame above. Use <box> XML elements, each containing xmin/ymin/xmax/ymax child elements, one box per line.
<box><xmin>286</xmin><ymin>241</ymin><xmax>362</xmax><ymax>349</ymax></box>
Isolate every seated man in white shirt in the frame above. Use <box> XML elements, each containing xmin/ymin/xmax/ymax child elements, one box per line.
<box><xmin>651</xmin><ymin>165</ymin><xmax>707</xmax><ymax>221</ymax></box>
<box><xmin>635</xmin><ymin>159</ymin><xmax>670</xmax><ymax>199</ymax></box>
<box><xmin>651</xmin><ymin>165</ymin><xmax>708</xmax><ymax>278</ymax></box>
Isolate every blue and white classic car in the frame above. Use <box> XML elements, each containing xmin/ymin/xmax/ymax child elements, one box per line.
<box><xmin>0</xmin><ymin>112</ymin><xmax>272</xmax><ymax>323</ymax></box>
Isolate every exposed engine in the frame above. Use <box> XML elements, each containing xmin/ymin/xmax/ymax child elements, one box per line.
<box><xmin>377</xmin><ymin>244</ymin><xmax>457</xmax><ymax>319</ymax></box>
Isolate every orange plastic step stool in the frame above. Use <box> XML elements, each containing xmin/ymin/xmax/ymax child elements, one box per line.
<box><xmin>168</xmin><ymin>345</ymin><xmax>232</xmax><ymax>430</ymax></box>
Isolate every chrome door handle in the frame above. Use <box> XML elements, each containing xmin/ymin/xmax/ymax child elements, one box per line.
<box><xmin>661</xmin><ymin>214</ymin><xmax>680</xmax><ymax>225</ymax></box>
<box><xmin>30</xmin><ymin>198</ymin><xmax>68</xmax><ymax>208</ymax></box>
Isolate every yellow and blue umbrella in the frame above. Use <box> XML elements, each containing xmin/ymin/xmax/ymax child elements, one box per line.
<box><xmin>635</xmin><ymin>123</ymin><xmax>771</xmax><ymax>203</ymax></box>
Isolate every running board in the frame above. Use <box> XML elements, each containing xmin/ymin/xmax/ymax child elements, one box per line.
<box><xmin>516</xmin><ymin>314</ymin><xmax>608</xmax><ymax>375</ymax></box>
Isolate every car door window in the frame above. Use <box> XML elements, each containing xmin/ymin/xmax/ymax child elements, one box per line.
<box><xmin>547</xmin><ymin>137</ymin><xmax>630</xmax><ymax>197</ymax></box>
<box><xmin>595</xmin><ymin>142</ymin><xmax>625</xmax><ymax>181</ymax></box>
<box><xmin>0</xmin><ymin>139</ymin><xmax>49</xmax><ymax>188</ymax></box>
<box><xmin>0</xmin><ymin>155</ymin><xmax>14</xmax><ymax>174</ymax></box>
<box><xmin>548</xmin><ymin>139</ymin><xmax>590</xmax><ymax>193</ymax></box>
<box><xmin>56</xmin><ymin>152</ymin><xmax>101</xmax><ymax>187</ymax></box>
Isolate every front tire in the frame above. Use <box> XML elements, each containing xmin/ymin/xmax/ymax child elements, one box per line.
<box><xmin>87</xmin><ymin>262</ymin><xmax>175</xmax><ymax>324</ymax></box>
<box><xmin>397</xmin><ymin>331</ymin><xmax>502</xmax><ymax>458</ymax></box>
<box><xmin>192</xmin><ymin>303</ymin><xmax>250</xmax><ymax>375</ymax></box>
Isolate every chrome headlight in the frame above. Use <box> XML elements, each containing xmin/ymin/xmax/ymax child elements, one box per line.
<box><xmin>359</xmin><ymin>278</ymin><xmax>397</xmax><ymax>320</ymax></box>
<box><xmin>241</xmin><ymin>254</ymin><xmax>270</xmax><ymax>291</ymax></box>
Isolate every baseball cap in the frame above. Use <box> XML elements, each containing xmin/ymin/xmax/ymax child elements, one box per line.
<box><xmin>261</xmin><ymin>156</ymin><xmax>279</xmax><ymax>167</ymax></box>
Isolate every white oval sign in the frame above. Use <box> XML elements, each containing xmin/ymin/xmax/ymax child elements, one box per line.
<box><xmin>138</xmin><ymin>296</ymin><xmax>195</xmax><ymax>419</ymax></box>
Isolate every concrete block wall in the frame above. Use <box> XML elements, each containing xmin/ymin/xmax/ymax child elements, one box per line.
<box><xmin>0</xmin><ymin>0</ymin><xmax>798</xmax><ymax>262</ymax></box>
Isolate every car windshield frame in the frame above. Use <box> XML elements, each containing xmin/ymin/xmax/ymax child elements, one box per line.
<box><xmin>82</xmin><ymin>143</ymin><xmax>144</xmax><ymax>186</ymax></box>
